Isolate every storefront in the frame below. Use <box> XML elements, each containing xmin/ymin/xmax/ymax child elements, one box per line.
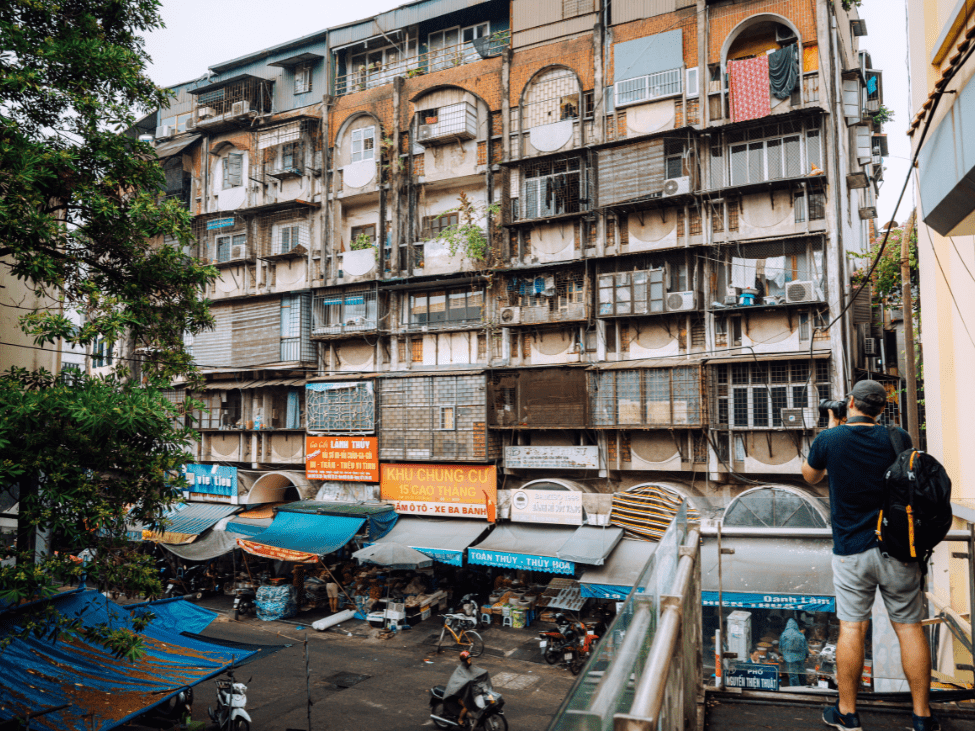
<box><xmin>579</xmin><ymin>539</ymin><xmax>657</xmax><ymax>601</ymax></box>
<box><xmin>371</xmin><ymin>517</ymin><xmax>491</xmax><ymax>567</ymax></box>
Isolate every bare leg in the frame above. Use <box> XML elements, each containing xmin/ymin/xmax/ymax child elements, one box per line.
<box><xmin>836</xmin><ymin>620</ymin><xmax>869</xmax><ymax>715</ymax></box>
<box><xmin>891</xmin><ymin>621</ymin><xmax>932</xmax><ymax>717</ymax></box>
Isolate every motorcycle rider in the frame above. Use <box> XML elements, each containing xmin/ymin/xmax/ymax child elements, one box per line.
<box><xmin>444</xmin><ymin>650</ymin><xmax>481</xmax><ymax>725</ymax></box>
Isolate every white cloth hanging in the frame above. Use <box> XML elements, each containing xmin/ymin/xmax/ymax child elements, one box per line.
<box><xmin>731</xmin><ymin>257</ymin><xmax>758</xmax><ymax>289</ymax></box>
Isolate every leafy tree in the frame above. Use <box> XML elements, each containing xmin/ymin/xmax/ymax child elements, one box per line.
<box><xmin>851</xmin><ymin>223</ymin><xmax>919</xmax><ymax>305</ymax></box>
<box><xmin>0</xmin><ymin>0</ymin><xmax>216</xmax><ymax>657</ymax></box>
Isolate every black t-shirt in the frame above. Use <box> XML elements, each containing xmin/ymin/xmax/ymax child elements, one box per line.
<box><xmin>806</xmin><ymin>423</ymin><xmax>912</xmax><ymax>556</ymax></box>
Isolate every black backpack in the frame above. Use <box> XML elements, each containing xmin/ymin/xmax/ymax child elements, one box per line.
<box><xmin>876</xmin><ymin>427</ymin><xmax>953</xmax><ymax>567</ymax></box>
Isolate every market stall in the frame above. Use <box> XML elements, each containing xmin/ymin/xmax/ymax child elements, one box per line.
<box><xmin>372</xmin><ymin>517</ymin><xmax>492</xmax><ymax>566</ymax></box>
<box><xmin>579</xmin><ymin>538</ymin><xmax>657</xmax><ymax>601</ymax></box>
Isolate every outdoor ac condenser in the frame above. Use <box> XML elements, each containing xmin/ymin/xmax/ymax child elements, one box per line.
<box><xmin>666</xmin><ymin>291</ymin><xmax>697</xmax><ymax>312</ymax></box>
<box><xmin>499</xmin><ymin>307</ymin><xmax>521</xmax><ymax>325</ymax></box>
<box><xmin>785</xmin><ymin>280</ymin><xmax>817</xmax><ymax>303</ymax></box>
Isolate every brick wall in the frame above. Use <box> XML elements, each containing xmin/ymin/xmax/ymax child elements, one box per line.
<box><xmin>509</xmin><ymin>35</ymin><xmax>595</xmax><ymax>107</ymax></box>
<box><xmin>707</xmin><ymin>0</ymin><xmax>818</xmax><ymax>64</ymax></box>
<box><xmin>609</xmin><ymin>8</ymin><xmax>698</xmax><ymax>82</ymax></box>
<box><xmin>401</xmin><ymin>56</ymin><xmax>505</xmax><ymax>129</ymax></box>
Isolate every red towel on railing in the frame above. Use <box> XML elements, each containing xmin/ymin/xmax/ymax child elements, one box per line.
<box><xmin>729</xmin><ymin>55</ymin><xmax>771</xmax><ymax>123</ymax></box>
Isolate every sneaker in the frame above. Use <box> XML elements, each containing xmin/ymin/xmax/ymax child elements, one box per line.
<box><xmin>913</xmin><ymin>713</ymin><xmax>941</xmax><ymax>731</ymax></box>
<box><xmin>823</xmin><ymin>703</ymin><xmax>863</xmax><ymax>730</ymax></box>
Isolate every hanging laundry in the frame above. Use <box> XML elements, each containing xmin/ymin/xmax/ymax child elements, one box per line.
<box><xmin>769</xmin><ymin>43</ymin><xmax>799</xmax><ymax>100</ymax></box>
<box><xmin>731</xmin><ymin>257</ymin><xmax>758</xmax><ymax>289</ymax></box>
<box><xmin>729</xmin><ymin>55</ymin><xmax>772</xmax><ymax>123</ymax></box>
<box><xmin>764</xmin><ymin>256</ymin><xmax>787</xmax><ymax>289</ymax></box>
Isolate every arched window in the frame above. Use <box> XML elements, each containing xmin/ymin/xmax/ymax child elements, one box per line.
<box><xmin>723</xmin><ymin>485</ymin><xmax>828</xmax><ymax>528</ymax></box>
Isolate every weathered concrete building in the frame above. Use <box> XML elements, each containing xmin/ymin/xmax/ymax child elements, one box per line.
<box><xmin>143</xmin><ymin>0</ymin><xmax>884</xmax><ymax>515</ymax></box>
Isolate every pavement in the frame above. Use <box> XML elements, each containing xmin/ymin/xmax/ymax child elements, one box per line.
<box><xmin>124</xmin><ymin>593</ymin><xmax>576</xmax><ymax>731</ymax></box>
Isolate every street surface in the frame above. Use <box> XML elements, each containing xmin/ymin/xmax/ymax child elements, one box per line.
<box><xmin>129</xmin><ymin>600</ymin><xmax>576</xmax><ymax>731</ymax></box>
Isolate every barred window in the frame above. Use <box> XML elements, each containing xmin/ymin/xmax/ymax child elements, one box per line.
<box><xmin>713</xmin><ymin>360</ymin><xmax>830</xmax><ymax>429</ymax></box>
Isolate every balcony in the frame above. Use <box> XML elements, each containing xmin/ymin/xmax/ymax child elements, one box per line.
<box><xmin>311</xmin><ymin>286</ymin><xmax>380</xmax><ymax>339</ymax></box>
<box><xmin>498</xmin><ymin>270</ymin><xmax>588</xmax><ymax>326</ymax></box>
<box><xmin>415</xmin><ymin>102</ymin><xmax>477</xmax><ymax>147</ymax></box>
<box><xmin>187</xmin><ymin>74</ymin><xmax>273</xmax><ymax>133</ymax></box>
<box><xmin>598</xmin><ymin>269</ymin><xmax>702</xmax><ymax>319</ymax></box>
<box><xmin>335</xmin><ymin>35</ymin><xmax>509</xmax><ymax>97</ymax></box>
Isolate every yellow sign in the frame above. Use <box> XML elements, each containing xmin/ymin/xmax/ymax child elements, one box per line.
<box><xmin>380</xmin><ymin>464</ymin><xmax>497</xmax><ymax>521</ymax></box>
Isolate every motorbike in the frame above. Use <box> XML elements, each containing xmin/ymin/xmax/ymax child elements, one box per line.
<box><xmin>455</xmin><ymin>593</ymin><xmax>481</xmax><ymax>629</ymax></box>
<box><xmin>430</xmin><ymin>663</ymin><xmax>506</xmax><ymax>731</ymax></box>
<box><xmin>538</xmin><ymin>615</ymin><xmax>598</xmax><ymax>674</ymax></box>
<box><xmin>208</xmin><ymin>669</ymin><xmax>252</xmax><ymax>731</ymax></box>
<box><xmin>233</xmin><ymin>583</ymin><xmax>257</xmax><ymax>620</ymax></box>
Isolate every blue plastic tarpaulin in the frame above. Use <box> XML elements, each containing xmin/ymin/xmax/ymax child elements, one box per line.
<box><xmin>122</xmin><ymin>596</ymin><xmax>218</xmax><ymax>635</ymax></box>
<box><xmin>237</xmin><ymin>511</ymin><xmax>365</xmax><ymax>563</ymax></box>
<box><xmin>0</xmin><ymin>590</ymin><xmax>256</xmax><ymax>731</ymax></box>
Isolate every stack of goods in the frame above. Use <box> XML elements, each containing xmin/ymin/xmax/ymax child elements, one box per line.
<box><xmin>255</xmin><ymin>584</ymin><xmax>297</xmax><ymax>621</ymax></box>
<box><xmin>302</xmin><ymin>575</ymin><xmax>330</xmax><ymax>608</ymax></box>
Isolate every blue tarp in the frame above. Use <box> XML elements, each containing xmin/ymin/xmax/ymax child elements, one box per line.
<box><xmin>367</xmin><ymin>510</ymin><xmax>398</xmax><ymax>541</ymax></box>
<box><xmin>0</xmin><ymin>590</ymin><xmax>256</xmax><ymax>731</ymax></box>
<box><xmin>580</xmin><ymin>583</ymin><xmax>634</xmax><ymax>601</ymax></box>
<box><xmin>225</xmin><ymin>517</ymin><xmax>272</xmax><ymax>537</ymax></box>
<box><xmin>122</xmin><ymin>596</ymin><xmax>218</xmax><ymax>635</ymax></box>
<box><xmin>244</xmin><ymin>512</ymin><xmax>365</xmax><ymax>556</ymax></box>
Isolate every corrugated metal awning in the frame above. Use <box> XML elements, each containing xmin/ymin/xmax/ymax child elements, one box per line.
<box><xmin>267</xmin><ymin>51</ymin><xmax>324</xmax><ymax>68</ymax></box>
<box><xmin>375</xmin><ymin>517</ymin><xmax>491</xmax><ymax>566</ymax></box>
<box><xmin>704</xmin><ymin>350</ymin><xmax>831</xmax><ymax>364</ymax></box>
<box><xmin>593</xmin><ymin>357</ymin><xmax>703</xmax><ymax>371</ymax></box>
<box><xmin>188</xmin><ymin>73</ymin><xmax>271</xmax><ymax>95</ymax></box>
<box><xmin>154</xmin><ymin>134</ymin><xmax>201</xmax><ymax>158</ymax></box>
<box><xmin>580</xmin><ymin>538</ymin><xmax>657</xmax><ymax>600</ymax></box>
<box><xmin>202</xmin><ymin>378</ymin><xmax>304</xmax><ymax>390</ymax></box>
<box><xmin>469</xmin><ymin>524</ymin><xmax>579</xmax><ymax>575</ymax></box>
<box><xmin>145</xmin><ymin>503</ymin><xmax>241</xmax><ymax>544</ymax></box>
<box><xmin>557</xmin><ymin>525</ymin><xmax>624</xmax><ymax>565</ymax></box>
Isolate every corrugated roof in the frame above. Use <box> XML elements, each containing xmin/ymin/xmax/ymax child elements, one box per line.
<box><xmin>157</xmin><ymin>503</ymin><xmax>240</xmax><ymax>538</ymax></box>
<box><xmin>557</xmin><ymin>525</ymin><xmax>624</xmax><ymax>565</ymax></box>
<box><xmin>330</xmin><ymin>0</ymin><xmax>490</xmax><ymax>49</ymax></box>
<box><xmin>188</xmin><ymin>72</ymin><xmax>271</xmax><ymax>95</ymax></box>
<box><xmin>154</xmin><ymin>134</ymin><xmax>201</xmax><ymax>158</ymax></box>
<box><xmin>278</xmin><ymin>500</ymin><xmax>393</xmax><ymax>516</ymax></box>
<box><xmin>594</xmin><ymin>357</ymin><xmax>703</xmax><ymax>371</ymax></box>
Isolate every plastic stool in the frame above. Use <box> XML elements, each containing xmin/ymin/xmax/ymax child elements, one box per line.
<box><xmin>480</xmin><ymin>613</ymin><xmax>492</xmax><ymax>626</ymax></box>
<box><xmin>502</xmin><ymin>615</ymin><xmax>513</xmax><ymax>628</ymax></box>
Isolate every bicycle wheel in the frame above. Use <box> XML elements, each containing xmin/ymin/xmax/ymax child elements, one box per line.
<box><xmin>482</xmin><ymin>713</ymin><xmax>508</xmax><ymax>731</ymax></box>
<box><xmin>462</xmin><ymin>630</ymin><xmax>484</xmax><ymax>657</ymax></box>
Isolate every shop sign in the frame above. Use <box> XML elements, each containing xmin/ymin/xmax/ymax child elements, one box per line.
<box><xmin>411</xmin><ymin>547</ymin><xmax>463</xmax><ymax>567</ymax></box>
<box><xmin>306</xmin><ymin>436</ymin><xmax>379</xmax><ymax>482</ymax></box>
<box><xmin>510</xmin><ymin>490</ymin><xmax>583</xmax><ymax>525</ymax></box>
<box><xmin>504</xmin><ymin>446</ymin><xmax>599</xmax><ymax>470</ymax></box>
<box><xmin>468</xmin><ymin>548</ymin><xmax>575</xmax><ymax>575</ymax></box>
<box><xmin>380</xmin><ymin>464</ymin><xmax>497</xmax><ymax>521</ymax></box>
<box><xmin>701</xmin><ymin>591</ymin><xmax>835</xmax><ymax>612</ymax></box>
<box><xmin>206</xmin><ymin>217</ymin><xmax>235</xmax><ymax>230</ymax></box>
<box><xmin>181</xmin><ymin>464</ymin><xmax>238</xmax><ymax>504</ymax></box>
<box><xmin>726</xmin><ymin>664</ymin><xmax>779</xmax><ymax>691</ymax></box>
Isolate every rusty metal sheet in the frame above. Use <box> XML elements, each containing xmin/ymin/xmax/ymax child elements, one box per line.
<box><xmin>598</xmin><ymin>139</ymin><xmax>665</xmax><ymax>206</ymax></box>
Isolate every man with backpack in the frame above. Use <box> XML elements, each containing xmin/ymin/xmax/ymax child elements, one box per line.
<box><xmin>802</xmin><ymin>380</ymin><xmax>940</xmax><ymax>731</ymax></box>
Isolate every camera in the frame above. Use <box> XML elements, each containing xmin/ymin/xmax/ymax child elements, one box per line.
<box><xmin>818</xmin><ymin>399</ymin><xmax>847</xmax><ymax>420</ymax></box>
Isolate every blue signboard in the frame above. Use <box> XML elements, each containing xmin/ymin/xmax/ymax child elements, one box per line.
<box><xmin>412</xmin><ymin>546</ymin><xmax>463</xmax><ymax>567</ymax></box>
<box><xmin>726</xmin><ymin>663</ymin><xmax>779</xmax><ymax>691</ymax></box>
<box><xmin>468</xmin><ymin>548</ymin><xmax>575</xmax><ymax>575</ymax></box>
<box><xmin>702</xmin><ymin>591</ymin><xmax>834</xmax><ymax>612</ymax></box>
<box><xmin>206</xmin><ymin>217</ymin><xmax>235</xmax><ymax>230</ymax></box>
<box><xmin>181</xmin><ymin>463</ymin><xmax>238</xmax><ymax>498</ymax></box>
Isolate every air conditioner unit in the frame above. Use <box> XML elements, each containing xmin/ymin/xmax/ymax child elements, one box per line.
<box><xmin>196</xmin><ymin>106</ymin><xmax>215</xmax><ymax>119</ymax></box>
<box><xmin>782</xmin><ymin>407</ymin><xmax>817</xmax><ymax>429</ymax></box>
<box><xmin>785</xmin><ymin>280</ymin><xmax>817</xmax><ymax>303</ymax></box>
<box><xmin>230</xmin><ymin>243</ymin><xmax>247</xmax><ymax>261</ymax></box>
<box><xmin>723</xmin><ymin>294</ymin><xmax>739</xmax><ymax>306</ymax></box>
<box><xmin>666</xmin><ymin>291</ymin><xmax>697</xmax><ymax>312</ymax></box>
<box><xmin>417</xmin><ymin>124</ymin><xmax>436</xmax><ymax>142</ymax></box>
<box><xmin>864</xmin><ymin>337</ymin><xmax>878</xmax><ymax>356</ymax></box>
<box><xmin>776</xmin><ymin>26</ymin><xmax>798</xmax><ymax>43</ymax></box>
<box><xmin>499</xmin><ymin>307</ymin><xmax>521</xmax><ymax>325</ymax></box>
<box><xmin>155</xmin><ymin>125</ymin><xmax>174</xmax><ymax>139</ymax></box>
<box><xmin>231</xmin><ymin>100</ymin><xmax>250</xmax><ymax>116</ymax></box>
<box><xmin>661</xmin><ymin>176</ymin><xmax>690</xmax><ymax>197</ymax></box>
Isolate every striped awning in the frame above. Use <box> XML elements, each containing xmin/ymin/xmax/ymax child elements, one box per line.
<box><xmin>610</xmin><ymin>485</ymin><xmax>699</xmax><ymax>542</ymax></box>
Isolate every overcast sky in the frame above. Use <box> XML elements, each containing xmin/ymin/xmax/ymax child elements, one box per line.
<box><xmin>144</xmin><ymin>0</ymin><xmax>912</xmax><ymax>224</ymax></box>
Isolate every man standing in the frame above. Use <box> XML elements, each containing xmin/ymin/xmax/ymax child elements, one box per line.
<box><xmin>802</xmin><ymin>380</ymin><xmax>937</xmax><ymax>731</ymax></box>
<box><xmin>779</xmin><ymin>618</ymin><xmax>808</xmax><ymax>687</ymax></box>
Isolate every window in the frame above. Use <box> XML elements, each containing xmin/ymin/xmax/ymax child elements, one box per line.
<box><xmin>423</xmin><ymin>212</ymin><xmax>459</xmax><ymax>238</ymax></box>
<box><xmin>280</xmin><ymin>293</ymin><xmax>308</xmax><ymax>361</ymax></box>
<box><xmin>795</xmin><ymin>192</ymin><xmax>826</xmax><ymax>223</ymax></box>
<box><xmin>215</xmin><ymin>233</ymin><xmax>247</xmax><ymax>263</ymax></box>
<box><xmin>405</xmin><ymin>287</ymin><xmax>483</xmax><ymax>328</ymax></box>
<box><xmin>276</xmin><ymin>223</ymin><xmax>305</xmax><ymax>254</ymax></box>
<box><xmin>614</xmin><ymin>67</ymin><xmax>683</xmax><ymax>108</ymax></box>
<box><xmin>582</xmin><ymin>90</ymin><xmax>595</xmax><ymax>119</ymax></box>
<box><xmin>281</xmin><ymin>141</ymin><xmax>300</xmax><ymax>171</ymax></box>
<box><xmin>175</xmin><ymin>112</ymin><xmax>191</xmax><ymax>132</ymax></box>
<box><xmin>591</xmin><ymin>366</ymin><xmax>703</xmax><ymax>426</ymax></box>
<box><xmin>313</xmin><ymin>289</ymin><xmax>378</xmax><ymax>334</ymax></box>
<box><xmin>222</xmin><ymin>152</ymin><xmax>243</xmax><ymax>188</ymax></box>
<box><xmin>351</xmin><ymin>224</ymin><xmax>377</xmax><ymax>247</ymax></box>
<box><xmin>92</xmin><ymin>338</ymin><xmax>113</xmax><ymax>368</ymax></box>
<box><xmin>559</xmin><ymin>94</ymin><xmax>580</xmax><ymax>121</ymax></box>
<box><xmin>439</xmin><ymin>406</ymin><xmax>456</xmax><ymax>430</ymax></box>
<box><xmin>598</xmin><ymin>262</ymin><xmax>686</xmax><ymax>316</ymax></box>
<box><xmin>351</xmin><ymin>127</ymin><xmax>375</xmax><ymax>163</ymax></box>
<box><xmin>462</xmin><ymin>22</ymin><xmax>488</xmax><ymax>45</ymax></box>
<box><xmin>664</xmin><ymin>139</ymin><xmax>684</xmax><ymax>180</ymax></box>
<box><xmin>294</xmin><ymin>63</ymin><xmax>313</xmax><ymax>94</ymax></box>
<box><xmin>726</xmin><ymin>121</ymin><xmax>822</xmax><ymax>186</ymax></box>
<box><xmin>522</xmin><ymin>158</ymin><xmax>584</xmax><ymax>219</ymax></box>
<box><xmin>714</xmin><ymin>360</ymin><xmax>830</xmax><ymax>428</ymax></box>
<box><xmin>719</xmin><ymin>238</ymin><xmax>825</xmax><ymax>299</ymax></box>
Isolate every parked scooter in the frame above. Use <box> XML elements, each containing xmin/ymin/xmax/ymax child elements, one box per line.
<box><xmin>208</xmin><ymin>669</ymin><xmax>252</xmax><ymax>731</ymax></box>
<box><xmin>233</xmin><ymin>584</ymin><xmax>257</xmax><ymax>620</ymax></box>
<box><xmin>455</xmin><ymin>594</ymin><xmax>481</xmax><ymax>629</ymax></box>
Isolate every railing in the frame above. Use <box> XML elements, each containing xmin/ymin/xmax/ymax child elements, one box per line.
<box><xmin>549</xmin><ymin>502</ymin><xmax>701</xmax><ymax>731</ymax></box>
<box><xmin>335</xmin><ymin>36</ymin><xmax>510</xmax><ymax>96</ymax></box>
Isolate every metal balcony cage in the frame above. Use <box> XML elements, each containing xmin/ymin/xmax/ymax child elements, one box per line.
<box><xmin>710</xmin><ymin>359</ymin><xmax>831</xmax><ymax>430</ymax></box>
<box><xmin>712</xmin><ymin>116</ymin><xmax>824</xmax><ymax>188</ymax></box>
<box><xmin>306</xmin><ymin>381</ymin><xmax>375</xmax><ymax>432</ymax></box>
<box><xmin>598</xmin><ymin>252</ymin><xmax>695</xmax><ymax>317</ymax></box>
<box><xmin>192</xmin><ymin>214</ymin><xmax>254</xmax><ymax>265</ymax></box>
<box><xmin>518</xmin><ymin>157</ymin><xmax>589</xmax><ymax>220</ymax></box>
<box><xmin>710</xmin><ymin>236</ymin><xmax>826</xmax><ymax>304</ymax></box>
<box><xmin>257</xmin><ymin>209</ymin><xmax>311</xmax><ymax>258</ymax></box>
<box><xmin>590</xmin><ymin>366</ymin><xmax>704</xmax><ymax>428</ymax></box>
<box><xmin>258</xmin><ymin>119</ymin><xmax>320</xmax><ymax>180</ymax></box>
<box><xmin>312</xmin><ymin>285</ymin><xmax>380</xmax><ymax>337</ymax></box>
<box><xmin>499</xmin><ymin>269</ymin><xmax>587</xmax><ymax>324</ymax></box>
<box><xmin>190</xmin><ymin>76</ymin><xmax>273</xmax><ymax>126</ymax></box>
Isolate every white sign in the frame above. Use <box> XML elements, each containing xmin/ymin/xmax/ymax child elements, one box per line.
<box><xmin>505</xmin><ymin>446</ymin><xmax>599</xmax><ymax>470</ymax></box>
<box><xmin>510</xmin><ymin>490</ymin><xmax>584</xmax><ymax>525</ymax></box>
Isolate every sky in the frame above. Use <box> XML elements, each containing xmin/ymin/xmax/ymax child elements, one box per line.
<box><xmin>144</xmin><ymin>0</ymin><xmax>913</xmax><ymax>224</ymax></box>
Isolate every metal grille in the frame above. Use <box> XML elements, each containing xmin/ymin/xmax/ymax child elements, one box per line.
<box><xmin>404</xmin><ymin>286</ymin><xmax>483</xmax><ymax>331</ymax></box>
<box><xmin>713</xmin><ymin>237</ymin><xmax>826</xmax><ymax>300</ymax></box>
<box><xmin>520</xmin><ymin>157</ymin><xmax>585</xmax><ymax>220</ymax></box>
<box><xmin>280</xmin><ymin>293</ymin><xmax>311</xmax><ymax>362</ymax></box>
<box><xmin>500</xmin><ymin>270</ymin><xmax>587</xmax><ymax>323</ymax></box>
<box><xmin>312</xmin><ymin>286</ymin><xmax>379</xmax><ymax>337</ymax></box>
<box><xmin>522</xmin><ymin>68</ymin><xmax>580</xmax><ymax>129</ymax></box>
<box><xmin>614</xmin><ymin>67</ymin><xmax>682</xmax><ymax>107</ymax></box>
<box><xmin>191</xmin><ymin>77</ymin><xmax>272</xmax><ymax>122</ymax></box>
<box><xmin>591</xmin><ymin>366</ymin><xmax>703</xmax><ymax>427</ymax></box>
<box><xmin>193</xmin><ymin>215</ymin><xmax>251</xmax><ymax>264</ymax></box>
<box><xmin>306</xmin><ymin>382</ymin><xmax>375</xmax><ymax>432</ymax></box>
<box><xmin>722</xmin><ymin>119</ymin><xmax>822</xmax><ymax>186</ymax></box>
<box><xmin>711</xmin><ymin>360</ymin><xmax>829</xmax><ymax>429</ymax></box>
<box><xmin>258</xmin><ymin>119</ymin><xmax>319</xmax><ymax>180</ymax></box>
<box><xmin>257</xmin><ymin>209</ymin><xmax>310</xmax><ymax>258</ymax></box>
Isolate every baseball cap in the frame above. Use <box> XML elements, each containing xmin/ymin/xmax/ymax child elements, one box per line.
<box><xmin>849</xmin><ymin>380</ymin><xmax>887</xmax><ymax>408</ymax></box>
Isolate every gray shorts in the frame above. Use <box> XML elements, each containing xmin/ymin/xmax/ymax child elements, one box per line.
<box><xmin>831</xmin><ymin>547</ymin><xmax>924</xmax><ymax>624</ymax></box>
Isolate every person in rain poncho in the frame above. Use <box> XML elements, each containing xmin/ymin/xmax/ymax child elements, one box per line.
<box><xmin>444</xmin><ymin>651</ymin><xmax>492</xmax><ymax>724</ymax></box>
<box><xmin>779</xmin><ymin>618</ymin><xmax>808</xmax><ymax>687</ymax></box>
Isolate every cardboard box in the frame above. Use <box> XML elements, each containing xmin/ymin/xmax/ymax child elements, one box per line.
<box><xmin>385</xmin><ymin>609</ymin><xmax>406</xmax><ymax>620</ymax></box>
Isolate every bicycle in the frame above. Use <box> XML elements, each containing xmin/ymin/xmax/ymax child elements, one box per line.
<box><xmin>436</xmin><ymin>613</ymin><xmax>484</xmax><ymax>657</ymax></box>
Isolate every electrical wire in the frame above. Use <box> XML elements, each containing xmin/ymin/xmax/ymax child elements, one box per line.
<box><xmin>917</xmin><ymin>216</ymin><xmax>975</xmax><ymax>352</ymax></box>
<box><xmin>948</xmin><ymin>236</ymin><xmax>975</xmax><ymax>285</ymax></box>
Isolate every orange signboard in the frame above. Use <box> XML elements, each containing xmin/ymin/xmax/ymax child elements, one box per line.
<box><xmin>380</xmin><ymin>464</ymin><xmax>497</xmax><ymax>521</ymax></box>
<box><xmin>305</xmin><ymin>436</ymin><xmax>379</xmax><ymax>482</ymax></box>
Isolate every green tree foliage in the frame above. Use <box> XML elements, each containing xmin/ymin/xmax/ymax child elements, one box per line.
<box><xmin>0</xmin><ymin>0</ymin><xmax>217</xmax><ymax>658</ymax></box>
<box><xmin>851</xmin><ymin>224</ymin><xmax>919</xmax><ymax>303</ymax></box>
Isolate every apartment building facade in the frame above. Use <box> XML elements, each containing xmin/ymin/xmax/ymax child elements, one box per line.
<box><xmin>144</xmin><ymin>0</ymin><xmax>884</xmax><ymax>515</ymax></box>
